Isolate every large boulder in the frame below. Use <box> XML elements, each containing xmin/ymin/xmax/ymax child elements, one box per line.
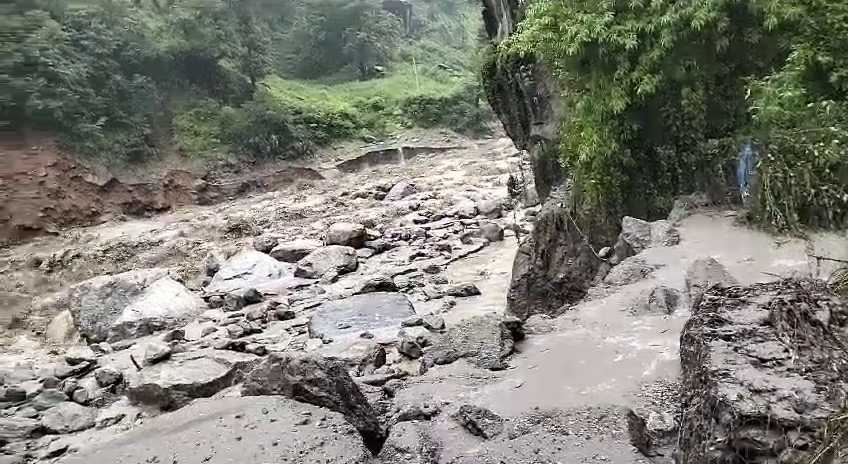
<box><xmin>207</xmin><ymin>249</ymin><xmax>294</xmax><ymax>294</ymax></box>
<box><xmin>295</xmin><ymin>245</ymin><xmax>358</xmax><ymax>279</ymax></box>
<box><xmin>241</xmin><ymin>352</ymin><xmax>385</xmax><ymax>453</ymax></box>
<box><xmin>55</xmin><ymin>397</ymin><xmax>372</xmax><ymax>464</ymax></box>
<box><xmin>126</xmin><ymin>350</ymin><xmax>259</xmax><ymax>410</ymax></box>
<box><xmin>326</xmin><ymin>222</ymin><xmax>367</xmax><ymax>249</ymax></box>
<box><xmin>684</xmin><ymin>257</ymin><xmax>739</xmax><ymax>304</ymax></box>
<box><xmin>385</xmin><ymin>181</ymin><xmax>417</xmax><ymax>201</ymax></box>
<box><xmin>64</xmin><ymin>268</ymin><xmax>206</xmax><ymax>343</ymax></box>
<box><xmin>270</xmin><ymin>239</ymin><xmax>321</xmax><ymax>263</ymax></box>
<box><xmin>428</xmin><ymin>315</ymin><xmax>523</xmax><ymax>370</ymax></box>
<box><xmin>678</xmin><ymin>280</ymin><xmax>848</xmax><ymax>464</ymax></box>
<box><xmin>308</xmin><ymin>292</ymin><xmax>416</xmax><ymax>339</ymax></box>
<box><xmin>506</xmin><ymin>187</ymin><xmax>605</xmax><ymax>320</ymax></box>
<box><xmin>0</xmin><ymin>417</ymin><xmax>39</xmax><ymax>444</ymax></box>
<box><xmin>41</xmin><ymin>402</ymin><xmax>97</xmax><ymax>434</ymax></box>
<box><xmin>614</xmin><ymin>216</ymin><xmax>680</xmax><ymax>259</ymax></box>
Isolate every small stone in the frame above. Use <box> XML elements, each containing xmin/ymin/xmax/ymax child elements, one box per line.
<box><xmin>421</xmin><ymin>315</ymin><xmax>445</xmax><ymax>331</ymax></box>
<box><xmin>42</xmin><ymin>376</ymin><xmax>61</xmax><ymax>389</ymax></box>
<box><xmin>253</xmin><ymin>235</ymin><xmax>278</xmax><ymax>254</ymax></box>
<box><xmin>480</xmin><ymin>223</ymin><xmax>504</xmax><ymax>242</ymax></box>
<box><xmin>245</xmin><ymin>304</ymin><xmax>268</xmax><ymax>321</ymax></box>
<box><xmin>61</xmin><ymin>378</ymin><xmax>79</xmax><ymax>396</ymax></box>
<box><xmin>446</xmin><ymin>283</ymin><xmax>481</xmax><ymax>298</ymax></box>
<box><xmin>208</xmin><ymin>295</ymin><xmax>224</xmax><ymax>309</ymax></box>
<box><xmin>204</xmin><ymin>253</ymin><xmax>223</xmax><ymax>277</ymax></box>
<box><xmin>94</xmin><ymin>366</ymin><xmax>123</xmax><ymax>388</ymax></box>
<box><xmin>54</xmin><ymin>361</ymin><xmax>92</xmax><ymax>379</ymax></box>
<box><xmin>245</xmin><ymin>344</ymin><xmax>268</xmax><ymax>356</ymax></box>
<box><xmin>326</xmin><ymin>223</ymin><xmax>367</xmax><ymax>249</ymax></box>
<box><xmin>452</xmin><ymin>404</ymin><xmax>503</xmax><ymax>439</ymax></box>
<box><xmin>64</xmin><ymin>345</ymin><xmax>96</xmax><ymax>366</ymax></box>
<box><xmin>274</xmin><ymin>307</ymin><xmax>296</xmax><ymax>321</ymax></box>
<box><xmin>92</xmin><ymin>342</ymin><xmax>113</xmax><ymax>354</ymax></box>
<box><xmin>1</xmin><ymin>385</ymin><xmax>26</xmax><ymax>402</ymax></box>
<box><xmin>143</xmin><ymin>341</ymin><xmax>172</xmax><ymax>365</ymax></box>
<box><xmin>32</xmin><ymin>389</ymin><xmax>67</xmax><ymax>411</ymax></box>
<box><xmin>270</xmin><ymin>239</ymin><xmax>322</xmax><ymax>263</ymax></box>
<box><xmin>398</xmin><ymin>339</ymin><xmax>422</xmax><ymax>359</ymax></box>
<box><xmin>401</xmin><ymin>316</ymin><xmax>423</xmax><ymax>327</ymax></box>
<box><xmin>72</xmin><ymin>388</ymin><xmax>90</xmax><ymax>405</ymax></box>
<box><xmin>162</xmin><ymin>328</ymin><xmax>185</xmax><ymax>342</ymax></box>
<box><xmin>42</xmin><ymin>440</ymin><xmax>69</xmax><ymax>459</ymax></box>
<box><xmin>476</xmin><ymin>199</ymin><xmax>503</xmax><ymax>219</ymax></box>
<box><xmin>422</xmin><ymin>263</ymin><xmax>441</xmax><ymax>274</ymax></box>
<box><xmin>223</xmin><ymin>293</ymin><xmax>245</xmax><ymax>312</ymax></box>
<box><xmin>305</xmin><ymin>339</ymin><xmax>324</xmax><ymax>351</ymax></box>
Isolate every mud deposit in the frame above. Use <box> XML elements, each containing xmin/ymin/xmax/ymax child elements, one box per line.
<box><xmin>1</xmin><ymin>132</ymin><xmax>848</xmax><ymax>463</ymax></box>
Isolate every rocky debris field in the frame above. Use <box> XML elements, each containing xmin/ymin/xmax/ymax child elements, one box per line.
<box><xmin>2</xmin><ymin>135</ymin><xmax>848</xmax><ymax>463</ymax></box>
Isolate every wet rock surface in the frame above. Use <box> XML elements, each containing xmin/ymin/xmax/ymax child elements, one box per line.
<box><xmin>309</xmin><ymin>292</ymin><xmax>416</xmax><ymax>339</ymax></box>
<box><xmin>241</xmin><ymin>352</ymin><xmax>385</xmax><ymax>452</ymax></box>
<box><xmin>679</xmin><ymin>280</ymin><xmax>848</xmax><ymax>464</ymax></box>
<box><xmin>55</xmin><ymin>396</ymin><xmax>373</xmax><ymax>464</ymax></box>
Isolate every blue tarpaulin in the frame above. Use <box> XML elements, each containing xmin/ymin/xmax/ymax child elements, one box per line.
<box><xmin>736</xmin><ymin>140</ymin><xmax>756</xmax><ymax>199</ymax></box>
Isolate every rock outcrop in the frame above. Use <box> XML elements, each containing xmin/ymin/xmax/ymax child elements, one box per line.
<box><xmin>678</xmin><ymin>279</ymin><xmax>848</xmax><ymax>464</ymax></box>
<box><xmin>506</xmin><ymin>188</ymin><xmax>604</xmax><ymax>320</ymax></box>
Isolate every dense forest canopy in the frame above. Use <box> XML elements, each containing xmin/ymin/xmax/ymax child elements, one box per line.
<box><xmin>1</xmin><ymin>0</ymin><xmax>490</xmax><ymax>163</ymax></box>
<box><xmin>489</xmin><ymin>0</ymin><xmax>848</xmax><ymax>231</ymax></box>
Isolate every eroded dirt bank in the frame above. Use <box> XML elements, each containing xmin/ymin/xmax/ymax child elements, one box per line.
<box><xmin>1</xmin><ymin>132</ymin><xmax>848</xmax><ymax>463</ymax></box>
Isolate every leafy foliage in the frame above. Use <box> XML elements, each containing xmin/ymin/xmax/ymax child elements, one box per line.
<box><xmin>2</xmin><ymin>0</ymin><xmax>491</xmax><ymax>164</ymax></box>
<box><xmin>499</xmin><ymin>0</ymin><xmax>848</xmax><ymax>230</ymax></box>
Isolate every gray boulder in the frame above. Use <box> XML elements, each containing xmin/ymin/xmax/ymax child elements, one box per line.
<box><xmin>476</xmin><ymin>198</ymin><xmax>503</xmax><ymax>219</ymax></box>
<box><xmin>270</xmin><ymin>239</ymin><xmax>321</xmax><ymax>263</ymax></box>
<box><xmin>126</xmin><ymin>350</ymin><xmax>259</xmax><ymax>410</ymax></box>
<box><xmin>252</xmin><ymin>235</ymin><xmax>278</xmax><ymax>254</ymax></box>
<box><xmin>207</xmin><ymin>249</ymin><xmax>294</xmax><ymax>294</ymax></box>
<box><xmin>326</xmin><ymin>222</ymin><xmax>367</xmax><ymax>249</ymax></box>
<box><xmin>64</xmin><ymin>345</ymin><xmax>96</xmax><ymax>366</ymax></box>
<box><xmin>55</xmin><ymin>397</ymin><xmax>372</xmax><ymax>464</ymax></box>
<box><xmin>64</xmin><ymin>268</ymin><xmax>207</xmax><ymax>343</ymax></box>
<box><xmin>679</xmin><ymin>280</ymin><xmax>844</xmax><ymax>464</ymax></box>
<box><xmin>684</xmin><ymin>257</ymin><xmax>738</xmax><ymax>304</ymax></box>
<box><xmin>94</xmin><ymin>366</ymin><xmax>123</xmax><ymax>387</ymax></box>
<box><xmin>604</xmin><ymin>257</ymin><xmax>659</xmax><ymax>286</ymax></box>
<box><xmin>614</xmin><ymin>216</ymin><xmax>681</xmax><ymax>260</ymax></box>
<box><xmin>506</xmin><ymin>187</ymin><xmax>604</xmax><ymax>320</ymax></box>
<box><xmin>429</xmin><ymin>315</ymin><xmax>523</xmax><ymax>370</ymax></box>
<box><xmin>41</xmin><ymin>402</ymin><xmax>97</xmax><ymax>434</ymax></box>
<box><xmin>308</xmin><ymin>292</ymin><xmax>416</xmax><ymax>339</ymax></box>
<box><xmin>241</xmin><ymin>352</ymin><xmax>385</xmax><ymax>453</ymax></box>
<box><xmin>295</xmin><ymin>245</ymin><xmax>358</xmax><ymax>279</ymax></box>
<box><xmin>446</xmin><ymin>283</ymin><xmax>481</xmax><ymax>297</ymax></box>
<box><xmin>627</xmin><ymin>286</ymin><xmax>681</xmax><ymax>315</ymax></box>
<box><xmin>452</xmin><ymin>404</ymin><xmax>503</xmax><ymax>439</ymax></box>
<box><xmin>385</xmin><ymin>181</ymin><xmax>417</xmax><ymax>201</ymax></box>
<box><xmin>456</xmin><ymin>201</ymin><xmax>478</xmax><ymax>219</ymax></box>
<box><xmin>480</xmin><ymin>222</ymin><xmax>504</xmax><ymax>242</ymax></box>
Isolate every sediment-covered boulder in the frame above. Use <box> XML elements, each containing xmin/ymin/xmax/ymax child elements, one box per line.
<box><xmin>678</xmin><ymin>279</ymin><xmax>848</xmax><ymax>464</ymax></box>
<box><xmin>308</xmin><ymin>292</ymin><xmax>416</xmax><ymax>339</ymax></box>
<box><xmin>207</xmin><ymin>249</ymin><xmax>294</xmax><ymax>293</ymax></box>
<box><xmin>428</xmin><ymin>315</ymin><xmax>523</xmax><ymax>370</ymax></box>
<box><xmin>63</xmin><ymin>268</ymin><xmax>206</xmax><ymax>343</ymax></box>
<box><xmin>241</xmin><ymin>352</ymin><xmax>385</xmax><ymax>453</ymax></box>
<box><xmin>295</xmin><ymin>245</ymin><xmax>358</xmax><ymax>279</ymax></box>
<box><xmin>55</xmin><ymin>397</ymin><xmax>372</xmax><ymax>464</ymax></box>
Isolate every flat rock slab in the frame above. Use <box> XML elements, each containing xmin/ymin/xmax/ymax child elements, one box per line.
<box><xmin>56</xmin><ymin>396</ymin><xmax>372</xmax><ymax>464</ymax></box>
<box><xmin>309</xmin><ymin>292</ymin><xmax>416</xmax><ymax>339</ymax></box>
<box><xmin>207</xmin><ymin>249</ymin><xmax>294</xmax><ymax>294</ymax></box>
<box><xmin>126</xmin><ymin>350</ymin><xmax>258</xmax><ymax>410</ymax></box>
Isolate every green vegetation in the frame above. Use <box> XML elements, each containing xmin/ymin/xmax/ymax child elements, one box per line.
<box><xmin>493</xmin><ymin>0</ymin><xmax>848</xmax><ymax>231</ymax></box>
<box><xmin>2</xmin><ymin>0</ymin><xmax>491</xmax><ymax>164</ymax></box>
